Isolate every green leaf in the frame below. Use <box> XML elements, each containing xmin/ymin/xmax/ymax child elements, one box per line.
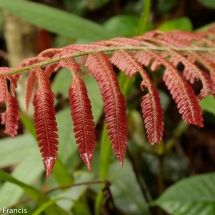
<box><xmin>0</xmin><ymin>141</ymin><xmax>43</xmax><ymax>209</ymax></box>
<box><xmin>52</xmin><ymin>171</ymin><xmax>94</xmax><ymax>211</ymax></box>
<box><xmin>72</xmin><ymin>197</ymin><xmax>91</xmax><ymax>215</ymax></box>
<box><xmin>52</xmin><ymin>157</ymin><xmax>74</xmax><ymax>185</ymax></box>
<box><xmin>108</xmin><ymin>159</ymin><xmax>151</xmax><ymax>215</ymax></box>
<box><xmin>197</xmin><ymin>0</ymin><xmax>215</xmax><ymax>9</ymax></box>
<box><xmin>0</xmin><ymin>12</ymin><xmax>3</xmax><ymax>32</ymax></box>
<box><xmin>157</xmin><ymin>17</ymin><xmax>193</xmax><ymax>31</ymax></box>
<box><xmin>57</xmin><ymin>107</ymin><xmax>77</xmax><ymax>164</ymax></box>
<box><xmin>103</xmin><ymin>15</ymin><xmax>140</xmax><ymax>37</ymax></box>
<box><xmin>159</xmin><ymin>90</ymin><xmax>171</xmax><ymax>111</ymax></box>
<box><xmin>52</xmin><ymin>68</ymin><xmax>72</xmax><ymax>99</ymax></box>
<box><xmin>0</xmin><ymin>134</ymin><xmax>35</xmax><ymax>168</ymax></box>
<box><xmin>128</xmin><ymin>110</ymin><xmax>147</xmax><ymax>146</ymax></box>
<box><xmin>200</xmin><ymin>95</ymin><xmax>215</xmax><ymax>115</ymax></box>
<box><xmin>157</xmin><ymin>0</ymin><xmax>178</xmax><ymax>13</ymax></box>
<box><xmin>83</xmin><ymin>74</ymin><xmax>103</xmax><ymax>123</ymax></box>
<box><xmin>143</xmin><ymin>152</ymin><xmax>188</xmax><ymax>182</ymax></box>
<box><xmin>20</xmin><ymin>112</ymin><xmax>36</xmax><ymax>137</ymax></box>
<box><xmin>153</xmin><ymin>173</ymin><xmax>215</xmax><ymax>215</ymax></box>
<box><xmin>63</xmin><ymin>0</ymin><xmax>110</xmax><ymax>15</ymax></box>
<box><xmin>118</xmin><ymin>72</ymin><xmax>135</xmax><ymax>99</ymax></box>
<box><xmin>0</xmin><ymin>0</ymin><xmax>113</xmax><ymax>42</ymax></box>
<box><xmin>32</xmin><ymin>197</ymin><xmax>71</xmax><ymax>215</ymax></box>
<box><xmin>0</xmin><ymin>170</ymin><xmax>68</xmax><ymax>215</ymax></box>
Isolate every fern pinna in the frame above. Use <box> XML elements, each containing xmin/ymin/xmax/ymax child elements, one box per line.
<box><xmin>1</xmin><ymin>27</ymin><xmax>215</xmax><ymax>178</ymax></box>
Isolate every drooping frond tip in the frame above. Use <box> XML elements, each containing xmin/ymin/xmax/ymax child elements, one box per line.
<box><xmin>85</xmin><ymin>53</ymin><xmax>128</xmax><ymax>166</ymax></box>
<box><xmin>68</xmin><ymin>65</ymin><xmax>96</xmax><ymax>171</ymax></box>
<box><xmin>111</xmin><ymin>49</ymin><xmax>164</xmax><ymax>144</ymax></box>
<box><xmin>33</xmin><ymin>68</ymin><xmax>58</xmax><ymax>178</ymax></box>
<box><xmin>1</xmin><ymin>27</ymin><xmax>215</xmax><ymax>177</ymax></box>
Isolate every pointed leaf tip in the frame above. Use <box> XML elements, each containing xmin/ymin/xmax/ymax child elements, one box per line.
<box><xmin>82</xmin><ymin>153</ymin><xmax>93</xmax><ymax>172</ymax></box>
<box><xmin>43</xmin><ymin>157</ymin><xmax>56</xmax><ymax>179</ymax></box>
<box><xmin>116</xmin><ymin>154</ymin><xmax>124</xmax><ymax>168</ymax></box>
<box><xmin>120</xmin><ymin>159</ymin><xmax>124</xmax><ymax>168</ymax></box>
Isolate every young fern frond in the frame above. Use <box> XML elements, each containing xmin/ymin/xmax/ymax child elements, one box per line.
<box><xmin>1</xmin><ymin>27</ymin><xmax>215</xmax><ymax>177</ymax></box>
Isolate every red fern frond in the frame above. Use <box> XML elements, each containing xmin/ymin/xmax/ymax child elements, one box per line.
<box><xmin>136</xmin><ymin>50</ymin><xmax>203</xmax><ymax>127</ymax></box>
<box><xmin>199</xmin><ymin>52</ymin><xmax>215</xmax><ymax>64</ymax></box>
<box><xmin>38</xmin><ymin>49</ymin><xmax>64</xmax><ymax>78</ymax></box>
<box><xmin>10</xmin><ymin>75</ymin><xmax>21</xmax><ymax>92</ymax></box>
<box><xmin>186</xmin><ymin>53</ymin><xmax>215</xmax><ymax>85</ymax></box>
<box><xmin>110</xmin><ymin>50</ymin><xmax>138</xmax><ymax>78</ymax></box>
<box><xmin>44</xmin><ymin>49</ymin><xmax>83</xmax><ymax>79</ymax></box>
<box><xmin>2</xmin><ymin>27</ymin><xmax>215</xmax><ymax>177</ymax></box>
<box><xmin>154</xmin><ymin>33</ymin><xmax>215</xmax><ymax>83</ymax></box>
<box><xmin>167</xmin><ymin>31</ymin><xmax>201</xmax><ymax>42</ymax></box>
<box><xmin>65</xmin><ymin>44</ymin><xmax>102</xmax><ymax>52</ymax></box>
<box><xmin>44</xmin><ymin>63</ymin><xmax>60</xmax><ymax>79</ymax></box>
<box><xmin>163</xmin><ymin>67</ymin><xmax>203</xmax><ymax>126</ymax></box>
<box><xmin>33</xmin><ymin>68</ymin><xmax>58</xmax><ymax>178</ymax></box>
<box><xmin>85</xmin><ymin>53</ymin><xmax>127</xmax><ymax>166</ymax></box>
<box><xmin>58</xmin><ymin>57</ymin><xmax>82</xmax><ymax>75</ymax></box>
<box><xmin>168</xmin><ymin>31</ymin><xmax>215</xmax><ymax>49</ymax></box>
<box><xmin>135</xmin><ymin>36</ymin><xmax>215</xmax><ymax>99</ymax></box>
<box><xmin>26</xmin><ymin>69</ymin><xmax>37</xmax><ymax>113</ymax></box>
<box><xmin>140</xmin><ymin>80</ymin><xmax>164</xmax><ymax>144</ymax></box>
<box><xmin>38</xmin><ymin>48</ymin><xmax>63</xmax><ymax>58</ymax></box>
<box><xmin>162</xmin><ymin>51</ymin><xmax>215</xmax><ymax>100</ymax></box>
<box><xmin>18</xmin><ymin>57</ymin><xmax>49</xmax><ymax>68</ymax></box>
<box><xmin>0</xmin><ymin>76</ymin><xmax>6</xmax><ymax>106</ymax></box>
<box><xmin>111</xmin><ymin>50</ymin><xmax>164</xmax><ymax>143</ymax></box>
<box><xmin>134</xmin><ymin>35</ymin><xmax>205</xmax><ymax>125</ymax></box>
<box><xmin>0</xmin><ymin>68</ymin><xmax>16</xmax><ymax>104</ymax></box>
<box><xmin>1</xmin><ymin>92</ymin><xmax>19</xmax><ymax>138</ymax></box>
<box><xmin>68</xmin><ymin>70</ymin><xmax>96</xmax><ymax>171</ymax></box>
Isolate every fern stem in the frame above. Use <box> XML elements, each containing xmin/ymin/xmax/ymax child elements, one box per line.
<box><xmin>1</xmin><ymin>46</ymin><xmax>215</xmax><ymax>76</ymax></box>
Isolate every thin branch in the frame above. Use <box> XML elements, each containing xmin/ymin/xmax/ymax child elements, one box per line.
<box><xmin>45</xmin><ymin>180</ymin><xmax>109</xmax><ymax>194</ymax></box>
<box><xmin>1</xmin><ymin>46</ymin><xmax>215</xmax><ymax>76</ymax></box>
<box><xmin>9</xmin><ymin>180</ymin><xmax>110</xmax><ymax>209</ymax></box>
